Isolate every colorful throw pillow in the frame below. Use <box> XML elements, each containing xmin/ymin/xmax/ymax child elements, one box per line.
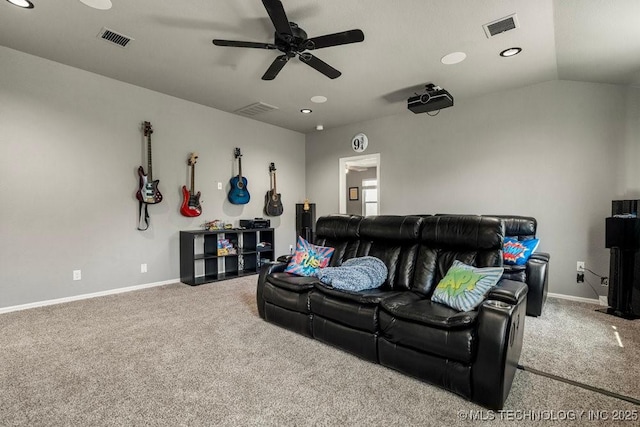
<box><xmin>431</xmin><ymin>260</ymin><xmax>504</xmax><ymax>312</ymax></box>
<box><xmin>503</xmin><ymin>237</ymin><xmax>540</xmax><ymax>265</ymax></box>
<box><xmin>284</xmin><ymin>236</ymin><xmax>335</xmax><ymax>277</ymax></box>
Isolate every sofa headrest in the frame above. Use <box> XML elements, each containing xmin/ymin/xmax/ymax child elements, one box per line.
<box><xmin>487</xmin><ymin>215</ymin><xmax>537</xmax><ymax>238</ymax></box>
<box><xmin>422</xmin><ymin>215</ymin><xmax>504</xmax><ymax>249</ymax></box>
<box><xmin>316</xmin><ymin>215</ymin><xmax>362</xmax><ymax>240</ymax></box>
<box><xmin>358</xmin><ymin>215</ymin><xmax>423</xmax><ymax>241</ymax></box>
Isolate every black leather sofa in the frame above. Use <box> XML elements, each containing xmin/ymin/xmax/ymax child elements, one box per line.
<box><xmin>257</xmin><ymin>214</ymin><xmax>527</xmax><ymax>409</ymax></box>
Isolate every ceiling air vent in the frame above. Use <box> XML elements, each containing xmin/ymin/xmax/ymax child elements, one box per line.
<box><xmin>97</xmin><ymin>27</ymin><xmax>134</xmax><ymax>48</ymax></box>
<box><xmin>483</xmin><ymin>14</ymin><xmax>519</xmax><ymax>38</ymax></box>
<box><xmin>234</xmin><ymin>102</ymin><xmax>279</xmax><ymax>117</ymax></box>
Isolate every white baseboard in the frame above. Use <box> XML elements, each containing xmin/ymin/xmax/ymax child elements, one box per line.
<box><xmin>547</xmin><ymin>292</ymin><xmax>603</xmax><ymax>305</ymax></box>
<box><xmin>0</xmin><ymin>278</ymin><xmax>180</xmax><ymax>315</ymax></box>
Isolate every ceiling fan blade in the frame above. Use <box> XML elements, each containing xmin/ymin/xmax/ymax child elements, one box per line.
<box><xmin>262</xmin><ymin>55</ymin><xmax>289</xmax><ymax>80</ymax></box>
<box><xmin>298</xmin><ymin>54</ymin><xmax>341</xmax><ymax>79</ymax></box>
<box><xmin>304</xmin><ymin>29</ymin><xmax>364</xmax><ymax>50</ymax></box>
<box><xmin>262</xmin><ymin>0</ymin><xmax>293</xmax><ymax>37</ymax></box>
<box><xmin>213</xmin><ymin>39</ymin><xmax>276</xmax><ymax>49</ymax></box>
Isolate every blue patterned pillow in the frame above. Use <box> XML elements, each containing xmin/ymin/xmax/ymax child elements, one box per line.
<box><xmin>284</xmin><ymin>236</ymin><xmax>335</xmax><ymax>277</ymax></box>
<box><xmin>503</xmin><ymin>237</ymin><xmax>539</xmax><ymax>265</ymax></box>
<box><xmin>431</xmin><ymin>260</ymin><xmax>504</xmax><ymax>312</ymax></box>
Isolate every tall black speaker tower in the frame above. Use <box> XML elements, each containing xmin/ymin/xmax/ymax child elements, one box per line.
<box><xmin>296</xmin><ymin>202</ymin><xmax>316</xmax><ymax>243</ymax></box>
<box><xmin>602</xmin><ymin>200</ymin><xmax>640</xmax><ymax>319</ymax></box>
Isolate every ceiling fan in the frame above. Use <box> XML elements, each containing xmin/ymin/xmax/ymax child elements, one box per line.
<box><xmin>212</xmin><ymin>0</ymin><xmax>365</xmax><ymax>80</ymax></box>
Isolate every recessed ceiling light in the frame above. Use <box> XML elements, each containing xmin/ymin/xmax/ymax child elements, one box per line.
<box><xmin>79</xmin><ymin>0</ymin><xmax>112</xmax><ymax>10</ymax></box>
<box><xmin>316</xmin><ymin>125</ymin><xmax>324</xmax><ymax>131</ymax></box>
<box><xmin>441</xmin><ymin>52</ymin><xmax>467</xmax><ymax>65</ymax></box>
<box><xmin>6</xmin><ymin>0</ymin><xmax>34</xmax><ymax>8</ymax></box>
<box><xmin>300</xmin><ymin>109</ymin><xmax>312</xmax><ymax>114</ymax></box>
<box><xmin>311</xmin><ymin>95</ymin><xmax>327</xmax><ymax>104</ymax></box>
<box><xmin>500</xmin><ymin>47</ymin><xmax>522</xmax><ymax>57</ymax></box>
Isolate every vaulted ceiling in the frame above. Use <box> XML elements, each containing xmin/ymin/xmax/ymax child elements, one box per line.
<box><xmin>1</xmin><ymin>0</ymin><xmax>639</xmax><ymax>133</ymax></box>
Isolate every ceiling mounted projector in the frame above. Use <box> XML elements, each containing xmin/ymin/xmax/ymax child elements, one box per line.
<box><xmin>407</xmin><ymin>84</ymin><xmax>454</xmax><ymax>114</ymax></box>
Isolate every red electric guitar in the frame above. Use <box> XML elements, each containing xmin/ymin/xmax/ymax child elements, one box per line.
<box><xmin>136</xmin><ymin>121</ymin><xmax>163</xmax><ymax>204</ymax></box>
<box><xmin>180</xmin><ymin>153</ymin><xmax>202</xmax><ymax>217</ymax></box>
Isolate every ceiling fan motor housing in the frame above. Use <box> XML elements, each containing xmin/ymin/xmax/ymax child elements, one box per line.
<box><xmin>275</xmin><ymin>22</ymin><xmax>308</xmax><ymax>53</ymax></box>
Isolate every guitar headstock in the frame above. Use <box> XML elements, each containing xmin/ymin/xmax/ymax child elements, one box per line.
<box><xmin>269</xmin><ymin>162</ymin><xmax>276</xmax><ymax>172</ymax></box>
<box><xmin>143</xmin><ymin>121</ymin><xmax>153</xmax><ymax>136</ymax></box>
<box><xmin>234</xmin><ymin>147</ymin><xmax>242</xmax><ymax>158</ymax></box>
<box><xmin>188</xmin><ymin>152</ymin><xmax>198</xmax><ymax>166</ymax></box>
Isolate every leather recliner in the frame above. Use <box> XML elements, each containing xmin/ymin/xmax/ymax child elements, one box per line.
<box><xmin>488</xmin><ymin>215</ymin><xmax>549</xmax><ymax>317</ymax></box>
<box><xmin>434</xmin><ymin>214</ymin><xmax>550</xmax><ymax>317</ymax></box>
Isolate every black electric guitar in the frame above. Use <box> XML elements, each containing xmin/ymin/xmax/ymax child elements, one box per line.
<box><xmin>180</xmin><ymin>152</ymin><xmax>202</xmax><ymax>217</ymax></box>
<box><xmin>136</xmin><ymin>121</ymin><xmax>163</xmax><ymax>204</ymax></box>
<box><xmin>264</xmin><ymin>162</ymin><xmax>283</xmax><ymax>216</ymax></box>
<box><xmin>228</xmin><ymin>148</ymin><xmax>250</xmax><ymax>204</ymax></box>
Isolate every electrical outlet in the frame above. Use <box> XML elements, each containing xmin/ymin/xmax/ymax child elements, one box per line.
<box><xmin>577</xmin><ymin>273</ymin><xmax>584</xmax><ymax>283</ymax></box>
<box><xmin>577</xmin><ymin>261</ymin><xmax>585</xmax><ymax>272</ymax></box>
<box><xmin>601</xmin><ymin>277</ymin><xmax>609</xmax><ymax>286</ymax></box>
<box><xmin>73</xmin><ymin>270</ymin><xmax>81</xmax><ymax>281</ymax></box>
<box><xmin>289</xmin><ymin>244</ymin><xmax>294</xmax><ymax>254</ymax></box>
<box><xmin>141</xmin><ymin>263</ymin><xmax>147</xmax><ymax>273</ymax></box>
<box><xmin>217</xmin><ymin>182</ymin><xmax>222</xmax><ymax>190</ymax></box>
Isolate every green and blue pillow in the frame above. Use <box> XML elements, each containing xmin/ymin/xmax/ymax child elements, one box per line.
<box><xmin>503</xmin><ymin>237</ymin><xmax>539</xmax><ymax>265</ymax></box>
<box><xmin>431</xmin><ymin>260</ymin><xmax>504</xmax><ymax>312</ymax></box>
<box><xmin>285</xmin><ymin>236</ymin><xmax>335</xmax><ymax>277</ymax></box>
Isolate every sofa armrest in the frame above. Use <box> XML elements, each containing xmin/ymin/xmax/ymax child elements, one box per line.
<box><xmin>256</xmin><ymin>261</ymin><xmax>288</xmax><ymax>319</ymax></box>
<box><xmin>530</xmin><ymin>251</ymin><xmax>550</xmax><ymax>263</ymax></box>
<box><xmin>472</xmin><ymin>296</ymin><xmax>527</xmax><ymax>409</ymax></box>
<box><xmin>487</xmin><ymin>278</ymin><xmax>528</xmax><ymax>305</ymax></box>
<box><xmin>525</xmin><ymin>257</ymin><xmax>549</xmax><ymax>317</ymax></box>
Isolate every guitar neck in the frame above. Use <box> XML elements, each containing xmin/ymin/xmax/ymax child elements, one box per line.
<box><xmin>238</xmin><ymin>156</ymin><xmax>243</xmax><ymax>180</ymax></box>
<box><xmin>190</xmin><ymin>163</ymin><xmax>195</xmax><ymax>194</ymax></box>
<box><xmin>273</xmin><ymin>171</ymin><xmax>277</xmax><ymax>193</ymax></box>
<box><xmin>147</xmin><ymin>133</ymin><xmax>153</xmax><ymax>181</ymax></box>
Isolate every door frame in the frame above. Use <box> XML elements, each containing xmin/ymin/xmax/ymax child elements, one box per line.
<box><xmin>339</xmin><ymin>153</ymin><xmax>380</xmax><ymax>214</ymax></box>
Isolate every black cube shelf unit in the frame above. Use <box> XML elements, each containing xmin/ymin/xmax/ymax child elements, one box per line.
<box><xmin>180</xmin><ymin>228</ymin><xmax>274</xmax><ymax>286</ymax></box>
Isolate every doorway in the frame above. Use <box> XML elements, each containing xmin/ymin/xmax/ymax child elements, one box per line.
<box><xmin>339</xmin><ymin>153</ymin><xmax>380</xmax><ymax>215</ymax></box>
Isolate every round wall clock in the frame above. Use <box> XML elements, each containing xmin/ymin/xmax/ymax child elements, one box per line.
<box><xmin>351</xmin><ymin>133</ymin><xmax>368</xmax><ymax>152</ymax></box>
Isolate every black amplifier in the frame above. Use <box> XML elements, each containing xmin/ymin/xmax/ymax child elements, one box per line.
<box><xmin>240</xmin><ymin>218</ymin><xmax>271</xmax><ymax>229</ymax></box>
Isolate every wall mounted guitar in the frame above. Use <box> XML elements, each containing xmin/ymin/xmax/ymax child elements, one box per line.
<box><xmin>180</xmin><ymin>152</ymin><xmax>202</xmax><ymax>217</ymax></box>
<box><xmin>228</xmin><ymin>147</ymin><xmax>250</xmax><ymax>205</ymax></box>
<box><xmin>136</xmin><ymin>121</ymin><xmax>163</xmax><ymax>204</ymax></box>
<box><xmin>264</xmin><ymin>162</ymin><xmax>283</xmax><ymax>216</ymax></box>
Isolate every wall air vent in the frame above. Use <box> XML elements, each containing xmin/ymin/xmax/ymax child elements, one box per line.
<box><xmin>483</xmin><ymin>14</ymin><xmax>519</xmax><ymax>38</ymax></box>
<box><xmin>97</xmin><ymin>27</ymin><xmax>134</xmax><ymax>48</ymax></box>
<box><xmin>234</xmin><ymin>102</ymin><xmax>279</xmax><ymax>117</ymax></box>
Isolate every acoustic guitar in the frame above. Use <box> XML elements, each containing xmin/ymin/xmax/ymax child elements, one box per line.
<box><xmin>180</xmin><ymin>152</ymin><xmax>202</xmax><ymax>217</ymax></box>
<box><xmin>264</xmin><ymin>162</ymin><xmax>283</xmax><ymax>216</ymax></box>
<box><xmin>136</xmin><ymin>121</ymin><xmax>163</xmax><ymax>204</ymax></box>
<box><xmin>228</xmin><ymin>147</ymin><xmax>250</xmax><ymax>204</ymax></box>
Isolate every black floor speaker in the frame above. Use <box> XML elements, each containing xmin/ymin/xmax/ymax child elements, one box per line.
<box><xmin>296</xmin><ymin>203</ymin><xmax>315</xmax><ymax>243</ymax></box>
<box><xmin>603</xmin><ymin>201</ymin><xmax>640</xmax><ymax>319</ymax></box>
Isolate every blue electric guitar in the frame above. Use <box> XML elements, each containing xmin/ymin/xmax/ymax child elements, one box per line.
<box><xmin>228</xmin><ymin>147</ymin><xmax>250</xmax><ymax>204</ymax></box>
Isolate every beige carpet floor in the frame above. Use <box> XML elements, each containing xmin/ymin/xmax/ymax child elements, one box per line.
<box><xmin>1</xmin><ymin>277</ymin><xmax>639</xmax><ymax>426</ymax></box>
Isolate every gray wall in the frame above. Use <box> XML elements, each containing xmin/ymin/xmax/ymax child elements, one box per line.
<box><xmin>0</xmin><ymin>46</ymin><xmax>305</xmax><ymax>309</ymax></box>
<box><xmin>306</xmin><ymin>80</ymin><xmax>639</xmax><ymax>300</ymax></box>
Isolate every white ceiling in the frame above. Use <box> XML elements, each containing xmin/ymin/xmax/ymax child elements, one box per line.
<box><xmin>1</xmin><ymin>0</ymin><xmax>639</xmax><ymax>134</ymax></box>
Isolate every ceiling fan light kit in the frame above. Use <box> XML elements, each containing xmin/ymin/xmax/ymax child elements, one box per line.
<box><xmin>212</xmin><ymin>0</ymin><xmax>364</xmax><ymax>81</ymax></box>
